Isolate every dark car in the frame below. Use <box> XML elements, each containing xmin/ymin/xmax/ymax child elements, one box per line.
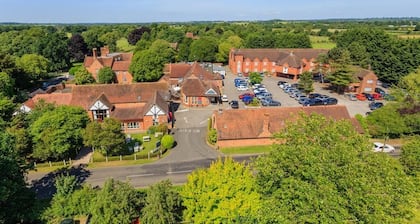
<box><xmin>369</xmin><ymin>101</ymin><xmax>384</xmax><ymax>110</ymax></box>
<box><xmin>375</xmin><ymin>87</ymin><xmax>386</xmax><ymax>96</ymax></box>
<box><xmin>304</xmin><ymin>98</ymin><xmax>324</xmax><ymax>106</ymax></box>
<box><xmin>261</xmin><ymin>99</ymin><xmax>281</xmax><ymax>107</ymax></box>
<box><xmin>323</xmin><ymin>97</ymin><xmax>338</xmax><ymax>105</ymax></box>
<box><xmin>242</xmin><ymin>95</ymin><xmax>254</xmax><ymax>104</ymax></box>
<box><xmin>229</xmin><ymin>100</ymin><xmax>239</xmax><ymax>109</ymax></box>
<box><xmin>362</xmin><ymin>92</ymin><xmax>374</xmax><ymax>101</ymax></box>
<box><xmin>308</xmin><ymin>93</ymin><xmax>322</xmax><ymax>99</ymax></box>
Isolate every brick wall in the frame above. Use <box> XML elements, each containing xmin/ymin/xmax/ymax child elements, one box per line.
<box><xmin>217</xmin><ymin>138</ymin><xmax>275</xmax><ymax>148</ymax></box>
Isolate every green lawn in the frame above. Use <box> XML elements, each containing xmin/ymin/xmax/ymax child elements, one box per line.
<box><xmin>310</xmin><ymin>35</ymin><xmax>336</xmax><ymax>49</ymax></box>
<box><xmin>221</xmin><ymin>145</ymin><xmax>272</xmax><ymax>155</ymax></box>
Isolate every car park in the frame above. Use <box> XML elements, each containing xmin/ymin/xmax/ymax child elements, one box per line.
<box><xmin>373</xmin><ymin>142</ymin><xmax>395</xmax><ymax>153</ymax></box>
<box><xmin>239</xmin><ymin>92</ymin><xmax>254</xmax><ymax>99</ymax></box>
<box><xmin>375</xmin><ymin>87</ymin><xmax>386</xmax><ymax>96</ymax></box>
<box><xmin>308</xmin><ymin>93</ymin><xmax>322</xmax><ymax>99</ymax></box>
<box><xmin>241</xmin><ymin>95</ymin><xmax>254</xmax><ymax>104</ymax></box>
<box><xmin>346</xmin><ymin>93</ymin><xmax>358</xmax><ymax>101</ymax></box>
<box><xmin>371</xmin><ymin>92</ymin><xmax>382</xmax><ymax>100</ymax></box>
<box><xmin>298</xmin><ymin>97</ymin><xmax>311</xmax><ymax>105</ymax></box>
<box><xmin>237</xmin><ymin>85</ymin><xmax>248</xmax><ymax>91</ymax></box>
<box><xmin>362</xmin><ymin>92</ymin><xmax>374</xmax><ymax>101</ymax></box>
<box><xmin>369</xmin><ymin>101</ymin><xmax>384</xmax><ymax>110</ymax></box>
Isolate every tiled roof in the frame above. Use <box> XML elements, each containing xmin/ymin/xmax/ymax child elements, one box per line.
<box><xmin>111</xmin><ymin>102</ymin><xmax>146</xmax><ymax>121</ymax></box>
<box><xmin>25</xmin><ymin>93</ymin><xmax>73</xmax><ymax>109</ymax></box>
<box><xmin>352</xmin><ymin>67</ymin><xmax>375</xmax><ymax>79</ymax></box>
<box><xmin>232</xmin><ymin>48</ymin><xmax>328</xmax><ymax>64</ymax></box>
<box><xmin>69</xmin><ymin>83</ymin><xmax>169</xmax><ymax>110</ymax></box>
<box><xmin>214</xmin><ymin>105</ymin><xmax>361</xmax><ymax>140</ymax></box>
<box><xmin>163</xmin><ymin>63</ymin><xmax>192</xmax><ymax>78</ymax></box>
<box><xmin>181</xmin><ymin>76</ymin><xmax>220</xmax><ymax>97</ymax></box>
<box><xmin>278</xmin><ymin>52</ymin><xmax>302</xmax><ymax>68</ymax></box>
<box><xmin>112</xmin><ymin>61</ymin><xmax>131</xmax><ymax>71</ymax></box>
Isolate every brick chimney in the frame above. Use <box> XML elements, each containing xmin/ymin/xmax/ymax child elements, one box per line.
<box><xmin>92</xmin><ymin>48</ymin><xmax>97</xmax><ymax>59</ymax></box>
<box><xmin>100</xmin><ymin>46</ymin><xmax>109</xmax><ymax>57</ymax></box>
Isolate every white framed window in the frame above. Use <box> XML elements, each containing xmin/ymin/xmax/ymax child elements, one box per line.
<box><xmin>272</xmin><ymin>62</ymin><xmax>275</xmax><ymax>66</ymax></box>
<box><xmin>184</xmin><ymin>95</ymin><xmax>188</xmax><ymax>104</ymax></box>
<box><xmin>283</xmin><ymin>67</ymin><xmax>289</xmax><ymax>73</ymax></box>
<box><xmin>364</xmin><ymin>87</ymin><xmax>372</xmax><ymax>92</ymax></box>
<box><xmin>120</xmin><ymin>123</ymin><xmax>125</xmax><ymax>130</ymax></box>
<box><xmin>245</xmin><ymin>68</ymin><xmax>249</xmax><ymax>73</ymax></box>
<box><xmin>93</xmin><ymin>109</ymin><xmax>109</xmax><ymax>121</ymax></box>
<box><xmin>254</xmin><ymin>68</ymin><xmax>258</xmax><ymax>72</ymax></box>
<box><xmin>271</xmin><ymin>68</ymin><xmax>275</xmax><ymax>72</ymax></box>
<box><xmin>263</xmin><ymin>61</ymin><xmax>267</xmax><ymax>66</ymax></box>
<box><xmin>254</xmin><ymin>61</ymin><xmax>258</xmax><ymax>66</ymax></box>
<box><xmin>127</xmin><ymin>122</ymin><xmax>139</xmax><ymax>129</ymax></box>
<box><xmin>246</xmin><ymin>62</ymin><xmax>250</xmax><ymax>66</ymax></box>
<box><xmin>367</xmin><ymin>80</ymin><xmax>373</xmax><ymax>84</ymax></box>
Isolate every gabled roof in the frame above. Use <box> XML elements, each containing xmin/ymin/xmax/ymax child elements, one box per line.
<box><xmin>352</xmin><ymin>67</ymin><xmax>376</xmax><ymax>80</ymax></box>
<box><xmin>181</xmin><ymin>76</ymin><xmax>220</xmax><ymax>97</ymax></box>
<box><xmin>214</xmin><ymin>105</ymin><xmax>362</xmax><ymax>140</ymax></box>
<box><xmin>278</xmin><ymin>52</ymin><xmax>302</xmax><ymax>68</ymax></box>
<box><xmin>84</xmin><ymin>51</ymin><xmax>133</xmax><ymax>72</ymax></box>
<box><xmin>111</xmin><ymin>102</ymin><xmax>147</xmax><ymax>121</ymax></box>
<box><xmin>89</xmin><ymin>93</ymin><xmax>113</xmax><ymax>110</ymax></box>
<box><xmin>112</xmin><ymin>61</ymin><xmax>131</xmax><ymax>71</ymax></box>
<box><xmin>163</xmin><ymin>63</ymin><xmax>192</xmax><ymax>78</ymax></box>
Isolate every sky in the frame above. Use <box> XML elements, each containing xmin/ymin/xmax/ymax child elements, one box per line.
<box><xmin>0</xmin><ymin>0</ymin><xmax>419</xmax><ymax>23</ymax></box>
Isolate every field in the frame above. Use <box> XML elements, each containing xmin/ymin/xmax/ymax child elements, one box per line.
<box><xmin>310</xmin><ymin>35</ymin><xmax>336</xmax><ymax>49</ymax></box>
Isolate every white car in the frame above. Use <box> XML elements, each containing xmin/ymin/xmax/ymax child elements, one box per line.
<box><xmin>373</xmin><ymin>142</ymin><xmax>395</xmax><ymax>153</ymax></box>
<box><xmin>221</xmin><ymin>95</ymin><xmax>228</xmax><ymax>102</ymax></box>
<box><xmin>237</xmin><ymin>85</ymin><xmax>248</xmax><ymax>91</ymax></box>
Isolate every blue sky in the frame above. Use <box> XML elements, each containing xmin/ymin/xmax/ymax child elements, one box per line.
<box><xmin>0</xmin><ymin>0</ymin><xmax>419</xmax><ymax>23</ymax></box>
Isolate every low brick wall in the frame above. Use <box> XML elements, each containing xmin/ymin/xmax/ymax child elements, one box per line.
<box><xmin>217</xmin><ymin>138</ymin><xmax>274</xmax><ymax>148</ymax></box>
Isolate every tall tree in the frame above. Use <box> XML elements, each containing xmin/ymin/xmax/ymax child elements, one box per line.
<box><xmin>216</xmin><ymin>35</ymin><xmax>244</xmax><ymax>63</ymax></box>
<box><xmin>0</xmin><ymin>131</ymin><xmax>36</xmax><ymax>224</ymax></box>
<box><xmin>181</xmin><ymin>158</ymin><xmax>261</xmax><ymax>223</ymax></box>
<box><xmin>255</xmin><ymin>113</ymin><xmax>416</xmax><ymax>223</ymax></box>
<box><xmin>127</xmin><ymin>27</ymin><xmax>151</xmax><ymax>45</ymax></box>
<box><xmin>30</xmin><ymin>105</ymin><xmax>89</xmax><ymax>161</ymax></box>
<box><xmin>0</xmin><ymin>72</ymin><xmax>15</xmax><ymax>97</ymax></box>
<box><xmin>97</xmin><ymin>67</ymin><xmax>115</xmax><ymax>84</ymax></box>
<box><xmin>327</xmin><ymin>48</ymin><xmax>353</xmax><ymax>94</ymax></box>
<box><xmin>16</xmin><ymin>53</ymin><xmax>50</xmax><ymax>80</ymax></box>
<box><xmin>90</xmin><ymin>179</ymin><xmax>141</xmax><ymax>224</ymax></box>
<box><xmin>141</xmin><ymin>180</ymin><xmax>183</xmax><ymax>224</ymax></box>
<box><xmin>130</xmin><ymin>39</ymin><xmax>175</xmax><ymax>82</ymax></box>
<box><xmin>249</xmin><ymin>72</ymin><xmax>263</xmax><ymax>85</ymax></box>
<box><xmin>298</xmin><ymin>71</ymin><xmax>314</xmax><ymax>95</ymax></box>
<box><xmin>0</xmin><ymin>94</ymin><xmax>16</xmax><ymax>125</ymax></box>
<box><xmin>188</xmin><ymin>37</ymin><xmax>218</xmax><ymax>62</ymax></box>
<box><xmin>74</xmin><ymin>67</ymin><xmax>94</xmax><ymax>85</ymax></box>
<box><xmin>39</xmin><ymin>32</ymin><xmax>70</xmax><ymax>71</ymax></box>
<box><xmin>68</xmin><ymin>33</ymin><xmax>88</xmax><ymax>62</ymax></box>
<box><xmin>84</xmin><ymin>118</ymin><xmax>125</xmax><ymax>156</ymax></box>
<box><xmin>400</xmin><ymin>136</ymin><xmax>420</xmax><ymax>176</ymax></box>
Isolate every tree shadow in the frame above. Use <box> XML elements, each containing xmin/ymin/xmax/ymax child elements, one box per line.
<box><xmin>29</xmin><ymin>164</ymin><xmax>91</xmax><ymax>199</ymax></box>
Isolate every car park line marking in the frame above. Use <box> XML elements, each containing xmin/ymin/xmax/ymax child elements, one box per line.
<box><xmin>199</xmin><ymin>119</ymin><xmax>208</xmax><ymax>124</ymax></box>
<box><xmin>166</xmin><ymin>170</ymin><xmax>193</xmax><ymax>175</ymax></box>
<box><xmin>177</xmin><ymin>109</ymin><xmax>189</xmax><ymax>113</ymax></box>
<box><xmin>126</xmin><ymin>173</ymin><xmax>154</xmax><ymax>178</ymax></box>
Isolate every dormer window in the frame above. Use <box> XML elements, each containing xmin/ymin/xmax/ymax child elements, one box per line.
<box><xmin>89</xmin><ymin>98</ymin><xmax>111</xmax><ymax>121</ymax></box>
<box><xmin>93</xmin><ymin>109</ymin><xmax>108</xmax><ymax>121</ymax></box>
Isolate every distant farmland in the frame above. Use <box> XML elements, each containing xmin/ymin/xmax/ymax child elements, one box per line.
<box><xmin>310</xmin><ymin>36</ymin><xmax>336</xmax><ymax>49</ymax></box>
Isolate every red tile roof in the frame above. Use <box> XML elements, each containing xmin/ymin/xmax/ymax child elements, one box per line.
<box><xmin>163</xmin><ymin>63</ymin><xmax>192</xmax><ymax>78</ymax></box>
<box><xmin>112</xmin><ymin>61</ymin><xmax>131</xmax><ymax>71</ymax></box>
<box><xmin>181</xmin><ymin>77</ymin><xmax>220</xmax><ymax>97</ymax></box>
<box><xmin>278</xmin><ymin>52</ymin><xmax>302</xmax><ymax>68</ymax></box>
<box><xmin>25</xmin><ymin>93</ymin><xmax>73</xmax><ymax>109</ymax></box>
<box><xmin>111</xmin><ymin>102</ymin><xmax>147</xmax><ymax>121</ymax></box>
<box><xmin>213</xmin><ymin>105</ymin><xmax>362</xmax><ymax>140</ymax></box>
<box><xmin>232</xmin><ymin>48</ymin><xmax>328</xmax><ymax>64</ymax></box>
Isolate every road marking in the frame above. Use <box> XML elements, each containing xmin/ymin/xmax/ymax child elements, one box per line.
<box><xmin>183</xmin><ymin>117</ymin><xmax>188</xmax><ymax>123</ymax></box>
<box><xmin>126</xmin><ymin>173</ymin><xmax>154</xmax><ymax>178</ymax></box>
<box><xmin>177</xmin><ymin>109</ymin><xmax>189</xmax><ymax>113</ymax></box>
<box><xmin>166</xmin><ymin>170</ymin><xmax>193</xmax><ymax>175</ymax></box>
<box><xmin>199</xmin><ymin>119</ymin><xmax>208</xmax><ymax>124</ymax></box>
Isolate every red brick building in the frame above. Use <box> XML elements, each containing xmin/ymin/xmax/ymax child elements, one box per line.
<box><xmin>229</xmin><ymin>48</ymin><xmax>328</xmax><ymax>80</ymax></box>
<box><xmin>348</xmin><ymin>67</ymin><xmax>378</xmax><ymax>94</ymax></box>
<box><xmin>23</xmin><ymin>83</ymin><xmax>170</xmax><ymax>133</ymax></box>
<box><xmin>162</xmin><ymin>62</ymin><xmax>223</xmax><ymax>107</ymax></box>
<box><xmin>212</xmin><ymin>105</ymin><xmax>362</xmax><ymax>148</ymax></box>
<box><xmin>83</xmin><ymin>46</ymin><xmax>133</xmax><ymax>84</ymax></box>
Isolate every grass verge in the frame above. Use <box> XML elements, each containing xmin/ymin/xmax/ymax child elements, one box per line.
<box><xmin>221</xmin><ymin>145</ymin><xmax>272</xmax><ymax>155</ymax></box>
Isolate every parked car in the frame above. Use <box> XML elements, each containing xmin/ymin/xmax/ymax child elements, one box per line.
<box><xmin>346</xmin><ymin>93</ymin><xmax>357</xmax><ymax>101</ymax></box>
<box><xmin>323</xmin><ymin>97</ymin><xmax>338</xmax><ymax>105</ymax></box>
<box><xmin>362</xmin><ymin>92</ymin><xmax>374</xmax><ymax>101</ymax></box>
<box><xmin>261</xmin><ymin>99</ymin><xmax>281</xmax><ymax>107</ymax></box>
<box><xmin>239</xmin><ymin>92</ymin><xmax>254</xmax><ymax>99</ymax></box>
<box><xmin>375</xmin><ymin>87</ymin><xmax>386</xmax><ymax>96</ymax></box>
<box><xmin>298</xmin><ymin>97</ymin><xmax>311</xmax><ymax>105</ymax></box>
<box><xmin>373</xmin><ymin>142</ymin><xmax>395</xmax><ymax>153</ymax></box>
<box><xmin>242</xmin><ymin>95</ymin><xmax>254</xmax><ymax>104</ymax></box>
<box><xmin>229</xmin><ymin>100</ymin><xmax>239</xmax><ymax>109</ymax></box>
<box><xmin>356</xmin><ymin>93</ymin><xmax>367</xmax><ymax>101</ymax></box>
<box><xmin>317</xmin><ymin>94</ymin><xmax>330</xmax><ymax>101</ymax></box>
<box><xmin>237</xmin><ymin>85</ymin><xmax>248</xmax><ymax>91</ymax></box>
<box><xmin>304</xmin><ymin>98</ymin><xmax>324</xmax><ymax>106</ymax></box>
<box><xmin>371</xmin><ymin>92</ymin><xmax>383</xmax><ymax>100</ymax></box>
<box><xmin>369</xmin><ymin>101</ymin><xmax>384</xmax><ymax>110</ymax></box>
<box><xmin>221</xmin><ymin>95</ymin><xmax>229</xmax><ymax>102</ymax></box>
<box><xmin>308</xmin><ymin>93</ymin><xmax>322</xmax><ymax>99</ymax></box>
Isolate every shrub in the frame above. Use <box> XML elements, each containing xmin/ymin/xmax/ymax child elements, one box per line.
<box><xmin>207</xmin><ymin>129</ymin><xmax>217</xmax><ymax>145</ymax></box>
<box><xmin>156</xmin><ymin>123</ymin><xmax>168</xmax><ymax>134</ymax></box>
<box><xmin>161</xmin><ymin>134</ymin><xmax>175</xmax><ymax>149</ymax></box>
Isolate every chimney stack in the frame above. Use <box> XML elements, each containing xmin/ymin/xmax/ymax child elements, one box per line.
<box><xmin>100</xmin><ymin>46</ymin><xmax>110</xmax><ymax>57</ymax></box>
<box><xmin>92</xmin><ymin>48</ymin><xmax>97</xmax><ymax>59</ymax></box>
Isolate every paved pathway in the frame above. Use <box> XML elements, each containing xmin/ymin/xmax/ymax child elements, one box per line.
<box><xmin>71</xmin><ymin>147</ymin><xmax>93</xmax><ymax>166</ymax></box>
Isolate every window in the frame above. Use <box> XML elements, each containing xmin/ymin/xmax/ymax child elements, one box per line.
<box><xmin>246</xmin><ymin>62</ymin><xmax>250</xmax><ymax>66</ymax></box>
<box><xmin>263</xmin><ymin>61</ymin><xmax>267</xmax><ymax>66</ymax></box>
<box><xmin>93</xmin><ymin>109</ymin><xmax>108</xmax><ymax>121</ymax></box>
<box><xmin>120</xmin><ymin>123</ymin><xmax>125</xmax><ymax>130</ymax></box>
<box><xmin>122</xmin><ymin>72</ymin><xmax>127</xmax><ymax>82</ymax></box>
<box><xmin>127</xmin><ymin>122</ymin><xmax>139</xmax><ymax>129</ymax></box>
<box><xmin>283</xmin><ymin>67</ymin><xmax>289</xmax><ymax>73</ymax></box>
<box><xmin>245</xmin><ymin>68</ymin><xmax>249</xmax><ymax>73</ymax></box>
<box><xmin>184</xmin><ymin>95</ymin><xmax>188</xmax><ymax>104</ymax></box>
<box><xmin>254</xmin><ymin>61</ymin><xmax>258</xmax><ymax>66</ymax></box>
<box><xmin>272</xmin><ymin>62</ymin><xmax>275</xmax><ymax>66</ymax></box>
<box><xmin>367</xmin><ymin>80</ymin><xmax>373</xmax><ymax>84</ymax></box>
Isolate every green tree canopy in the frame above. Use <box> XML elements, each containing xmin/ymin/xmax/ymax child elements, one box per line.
<box><xmin>97</xmin><ymin>67</ymin><xmax>115</xmax><ymax>84</ymax></box>
<box><xmin>30</xmin><ymin>105</ymin><xmax>89</xmax><ymax>161</ymax></box>
<box><xmin>130</xmin><ymin>39</ymin><xmax>175</xmax><ymax>82</ymax></box>
<box><xmin>188</xmin><ymin>36</ymin><xmax>218</xmax><ymax>62</ymax></box>
<box><xmin>83</xmin><ymin>118</ymin><xmax>126</xmax><ymax>156</ymax></box>
<box><xmin>0</xmin><ymin>72</ymin><xmax>15</xmax><ymax>97</ymax></box>
<box><xmin>298</xmin><ymin>71</ymin><xmax>314</xmax><ymax>95</ymax></box>
<box><xmin>160</xmin><ymin>134</ymin><xmax>175</xmax><ymax>150</ymax></box>
<box><xmin>141</xmin><ymin>180</ymin><xmax>183</xmax><ymax>224</ymax></box>
<box><xmin>249</xmin><ymin>72</ymin><xmax>263</xmax><ymax>85</ymax></box>
<box><xmin>181</xmin><ymin>157</ymin><xmax>261</xmax><ymax>223</ymax></box>
<box><xmin>327</xmin><ymin>48</ymin><xmax>354</xmax><ymax>93</ymax></box>
<box><xmin>74</xmin><ymin>66</ymin><xmax>94</xmax><ymax>85</ymax></box>
<box><xmin>16</xmin><ymin>53</ymin><xmax>50</xmax><ymax>80</ymax></box>
<box><xmin>216</xmin><ymin>35</ymin><xmax>244</xmax><ymax>63</ymax></box>
<box><xmin>0</xmin><ymin>94</ymin><xmax>16</xmax><ymax>125</ymax></box>
<box><xmin>90</xmin><ymin>179</ymin><xmax>141</xmax><ymax>224</ymax></box>
<box><xmin>400</xmin><ymin>136</ymin><xmax>420</xmax><ymax>176</ymax></box>
<box><xmin>255</xmin><ymin>113</ymin><xmax>416</xmax><ymax>223</ymax></box>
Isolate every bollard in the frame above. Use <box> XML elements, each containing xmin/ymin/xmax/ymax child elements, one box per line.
<box><xmin>69</xmin><ymin>158</ymin><xmax>72</xmax><ymax>165</ymax></box>
<box><xmin>34</xmin><ymin>162</ymin><xmax>37</xmax><ymax>168</ymax></box>
<box><xmin>106</xmin><ymin>156</ymin><xmax>108</xmax><ymax>163</ymax></box>
<box><xmin>63</xmin><ymin>160</ymin><xmax>66</xmax><ymax>166</ymax></box>
<box><xmin>49</xmin><ymin>161</ymin><xmax>52</xmax><ymax>167</ymax></box>
<box><xmin>120</xmin><ymin>155</ymin><xmax>122</xmax><ymax>161</ymax></box>
<box><xmin>134</xmin><ymin>154</ymin><xmax>137</xmax><ymax>160</ymax></box>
